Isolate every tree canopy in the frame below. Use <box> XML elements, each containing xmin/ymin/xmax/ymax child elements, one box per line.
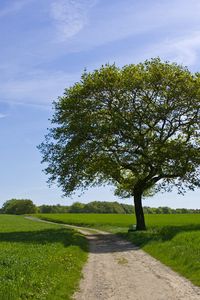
<box><xmin>39</xmin><ymin>58</ymin><xmax>200</xmax><ymax>230</ymax></box>
<box><xmin>2</xmin><ymin>199</ymin><xmax>37</xmax><ymax>215</ymax></box>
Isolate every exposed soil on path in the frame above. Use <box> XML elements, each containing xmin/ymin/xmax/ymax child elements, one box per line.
<box><xmin>26</xmin><ymin>217</ymin><xmax>200</xmax><ymax>300</ymax></box>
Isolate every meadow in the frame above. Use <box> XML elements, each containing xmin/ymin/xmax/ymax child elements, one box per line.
<box><xmin>35</xmin><ymin>213</ymin><xmax>200</xmax><ymax>287</ymax></box>
<box><xmin>0</xmin><ymin>215</ymin><xmax>88</xmax><ymax>300</ymax></box>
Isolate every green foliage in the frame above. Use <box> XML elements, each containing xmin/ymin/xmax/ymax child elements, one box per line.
<box><xmin>39</xmin><ymin>58</ymin><xmax>200</xmax><ymax>198</ymax></box>
<box><xmin>39</xmin><ymin>204</ymin><xmax>69</xmax><ymax>213</ymax></box>
<box><xmin>83</xmin><ymin>201</ymin><xmax>126</xmax><ymax>213</ymax></box>
<box><xmin>36</xmin><ymin>213</ymin><xmax>200</xmax><ymax>287</ymax></box>
<box><xmin>37</xmin><ymin>202</ymin><xmax>200</xmax><ymax>214</ymax></box>
<box><xmin>2</xmin><ymin>199</ymin><xmax>37</xmax><ymax>215</ymax></box>
<box><xmin>39</xmin><ymin>58</ymin><xmax>200</xmax><ymax>230</ymax></box>
<box><xmin>0</xmin><ymin>215</ymin><xmax>88</xmax><ymax>300</ymax></box>
<box><xmin>2</xmin><ymin>200</ymin><xmax>198</xmax><ymax>215</ymax></box>
<box><xmin>37</xmin><ymin>201</ymin><xmax>134</xmax><ymax>214</ymax></box>
<box><xmin>69</xmin><ymin>202</ymin><xmax>85</xmax><ymax>213</ymax></box>
<box><xmin>68</xmin><ymin>201</ymin><xmax>134</xmax><ymax>214</ymax></box>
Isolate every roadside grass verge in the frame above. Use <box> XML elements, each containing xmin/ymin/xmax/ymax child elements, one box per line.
<box><xmin>123</xmin><ymin>225</ymin><xmax>200</xmax><ymax>287</ymax></box>
<box><xmin>35</xmin><ymin>213</ymin><xmax>200</xmax><ymax>287</ymax></box>
<box><xmin>0</xmin><ymin>215</ymin><xmax>88</xmax><ymax>300</ymax></box>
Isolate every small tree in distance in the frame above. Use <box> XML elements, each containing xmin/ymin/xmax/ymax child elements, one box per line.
<box><xmin>39</xmin><ymin>58</ymin><xmax>200</xmax><ymax>230</ymax></box>
<box><xmin>2</xmin><ymin>199</ymin><xmax>37</xmax><ymax>215</ymax></box>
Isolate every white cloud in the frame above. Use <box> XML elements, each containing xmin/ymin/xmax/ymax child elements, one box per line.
<box><xmin>50</xmin><ymin>0</ymin><xmax>97</xmax><ymax>41</ymax></box>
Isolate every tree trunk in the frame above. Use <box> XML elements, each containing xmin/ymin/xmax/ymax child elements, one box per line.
<box><xmin>134</xmin><ymin>192</ymin><xmax>146</xmax><ymax>230</ymax></box>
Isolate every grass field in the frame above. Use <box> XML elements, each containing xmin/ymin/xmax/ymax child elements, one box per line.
<box><xmin>0</xmin><ymin>215</ymin><xmax>88</xmax><ymax>300</ymax></box>
<box><xmin>35</xmin><ymin>213</ymin><xmax>200</xmax><ymax>287</ymax></box>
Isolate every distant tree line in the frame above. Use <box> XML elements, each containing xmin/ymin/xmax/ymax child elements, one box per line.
<box><xmin>39</xmin><ymin>202</ymin><xmax>200</xmax><ymax>214</ymax></box>
<box><xmin>66</xmin><ymin>201</ymin><xmax>134</xmax><ymax>214</ymax></box>
<box><xmin>38</xmin><ymin>201</ymin><xmax>134</xmax><ymax>214</ymax></box>
<box><xmin>0</xmin><ymin>199</ymin><xmax>200</xmax><ymax>215</ymax></box>
<box><xmin>142</xmin><ymin>206</ymin><xmax>200</xmax><ymax>214</ymax></box>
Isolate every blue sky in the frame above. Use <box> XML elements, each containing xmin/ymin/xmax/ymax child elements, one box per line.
<box><xmin>0</xmin><ymin>0</ymin><xmax>200</xmax><ymax>208</ymax></box>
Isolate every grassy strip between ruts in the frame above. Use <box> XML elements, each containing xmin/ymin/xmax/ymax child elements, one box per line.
<box><xmin>0</xmin><ymin>215</ymin><xmax>88</xmax><ymax>300</ymax></box>
<box><xmin>35</xmin><ymin>213</ymin><xmax>200</xmax><ymax>287</ymax></box>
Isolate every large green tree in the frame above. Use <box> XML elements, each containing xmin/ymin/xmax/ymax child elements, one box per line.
<box><xmin>2</xmin><ymin>199</ymin><xmax>37</xmax><ymax>215</ymax></box>
<box><xmin>39</xmin><ymin>59</ymin><xmax>200</xmax><ymax>230</ymax></box>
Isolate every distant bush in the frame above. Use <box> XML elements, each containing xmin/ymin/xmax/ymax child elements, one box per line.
<box><xmin>1</xmin><ymin>199</ymin><xmax>37</xmax><ymax>215</ymax></box>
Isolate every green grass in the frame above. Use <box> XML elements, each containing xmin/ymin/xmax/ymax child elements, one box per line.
<box><xmin>0</xmin><ymin>215</ymin><xmax>88</xmax><ymax>300</ymax></box>
<box><xmin>35</xmin><ymin>213</ymin><xmax>136</xmax><ymax>229</ymax></box>
<box><xmin>124</xmin><ymin>224</ymin><xmax>200</xmax><ymax>287</ymax></box>
<box><xmin>35</xmin><ymin>213</ymin><xmax>200</xmax><ymax>287</ymax></box>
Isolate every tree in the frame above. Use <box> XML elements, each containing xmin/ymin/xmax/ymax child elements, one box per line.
<box><xmin>39</xmin><ymin>204</ymin><xmax>69</xmax><ymax>213</ymax></box>
<box><xmin>83</xmin><ymin>201</ymin><xmax>126</xmax><ymax>213</ymax></box>
<box><xmin>39</xmin><ymin>58</ymin><xmax>200</xmax><ymax>230</ymax></box>
<box><xmin>2</xmin><ymin>199</ymin><xmax>37</xmax><ymax>215</ymax></box>
<box><xmin>68</xmin><ymin>202</ymin><xmax>85</xmax><ymax>213</ymax></box>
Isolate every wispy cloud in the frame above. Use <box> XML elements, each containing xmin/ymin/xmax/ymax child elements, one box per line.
<box><xmin>0</xmin><ymin>113</ymin><xmax>7</xmax><ymax>119</ymax></box>
<box><xmin>48</xmin><ymin>0</ymin><xmax>200</xmax><ymax>55</ymax></box>
<box><xmin>0</xmin><ymin>70</ymin><xmax>80</xmax><ymax>106</ymax></box>
<box><xmin>1</xmin><ymin>0</ymin><xmax>200</xmax><ymax>110</ymax></box>
<box><xmin>164</xmin><ymin>33</ymin><xmax>200</xmax><ymax>66</ymax></box>
<box><xmin>146</xmin><ymin>31</ymin><xmax>200</xmax><ymax>67</ymax></box>
<box><xmin>0</xmin><ymin>0</ymin><xmax>33</xmax><ymax>18</ymax></box>
<box><xmin>50</xmin><ymin>0</ymin><xmax>97</xmax><ymax>41</ymax></box>
<box><xmin>106</xmin><ymin>31</ymin><xmax>200</xmax><ymax>72</ymax></box>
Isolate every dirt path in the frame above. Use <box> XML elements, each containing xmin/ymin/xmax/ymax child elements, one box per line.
<box><xmin>26</xmin><ymin>217</ymin><xmax>200</xmax><ymax>300</ymax></box>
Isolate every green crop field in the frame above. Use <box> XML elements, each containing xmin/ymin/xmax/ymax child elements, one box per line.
<box><xmin>35</xmin><ymin>213</ymin><xmax>200</xmax><ymax>230</ymax></box>
<box><xmin>35</xmin><ymin>213</ymin><xmax>200</xmax><ymax>287</ymax></box>
<box><xmin>0</xmin><ymin>215</ymin><xmax>88</xmax><ymax>300</ymax></box>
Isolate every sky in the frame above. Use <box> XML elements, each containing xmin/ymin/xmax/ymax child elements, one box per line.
<box><xmin>0</xmin><ymin>0</ymin><xmax>200</xmax><ymax>208</ymax></box>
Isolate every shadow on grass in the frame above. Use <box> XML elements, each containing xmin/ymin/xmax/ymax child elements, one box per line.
<box><xmin>120</xmin><ymin>224</ymin><xmax>200</xmax><ymax>247</ymax></box>
<box><xmin>4</xmin><ymin>218</ymin><xmax>200</xmax><ymax>254</ymax></box>
<box><xmin>0</xmin><ymin>228</ymin><xmax>88</xmax><ymax>252</ymax></box>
